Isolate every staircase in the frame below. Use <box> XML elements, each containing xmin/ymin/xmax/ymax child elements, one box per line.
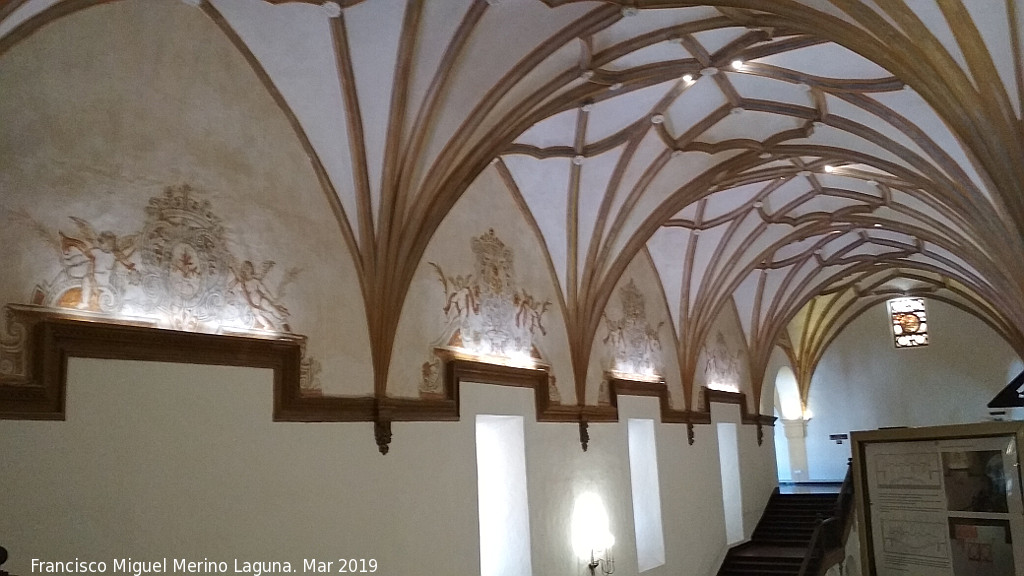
<box><xmin>716</xmin><ymin>489</ymin><xmax>841</xmax><ymax>576</ymax></box>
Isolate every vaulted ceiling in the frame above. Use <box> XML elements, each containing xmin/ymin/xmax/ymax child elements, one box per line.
<box><xmin>3</xmin><ymin>0</ymin><xmax>1023</xmax><ymax>409</ymax></box>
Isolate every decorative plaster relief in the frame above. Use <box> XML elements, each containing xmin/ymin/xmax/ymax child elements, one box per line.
<box><xmin>3</xmin><ymin>185</ymin><xmax>321</xmax><ymax>395</ymax></box>
<box><xmin>419</xmin><ymin>229</ymin><xmax>555</xmax><ymax>398</ymax></box>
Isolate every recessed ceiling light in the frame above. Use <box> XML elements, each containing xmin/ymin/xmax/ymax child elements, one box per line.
<box><xmin>701</xmin><ymin>67</ymin><xmax>718</xmax><ymax>77</ymax></box>
<box><xmin>572</xmin><ymin>155</ymin><xmax>585</xmax><ymax>165</ymax></box>
<box><xmin>873</xmin><ymin>223</ymin><xmax>883</xmax><ymax>228</ymax></box>
<box><xmin>753</xmin><ymin>201</ymin><xmax>764</xmax><ymax>208</ymax></box>
<box><xmin>609</xmin><ymin>82</ymin><xmax>623</xmax><ymax>91</ymax></box>
<box><xmin>824</xmin><ymin>165</ymin><xmax>835</xmax><ymax>173</ymax></box>
<box><xmin>731</xmin><ymin>60</ymin><xmax>744</xmax><ymax>70</ymax></box>
<box><xmin>866</xmin><ymin>180</ymin><xmax>879</xmax><ymax>186</ymax></box>
<box><xmin>651</xmin><ymin>114</ymin><xmax>665</xmax><ymax>124</ymax></box>
<box><xmin>581</xmin><ymin>102</ymin><xmax>593</xmax><ymax>112</ymax></box>
<box><xmin>682</xmin><ymin>74</ymin><xmax>694</xmax><ymax>83</ymax></box>
<box><xmin>758</xmin><ymin>151</ymin><xmax>772</xmax><ymax>159</ymax></box>
<box><xmin>581</xmin><ymin>70</ymin><xmax>595</xmax><ymax>80</ymax></box>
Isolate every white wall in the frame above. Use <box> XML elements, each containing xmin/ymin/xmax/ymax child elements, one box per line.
<box><xmin>804</xmin><ymin>300</ymin><xmax>1021</xmax><ymax>480</ymax></box>
<box><xmin>0</xmin><ymin>359</ymin><xmax>778</xmax><ymax>576</ymax></box>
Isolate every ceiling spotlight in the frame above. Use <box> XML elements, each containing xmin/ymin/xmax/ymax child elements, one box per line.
<box><xmin>572</xmin><ymin>155</ymin><xmax>585</xmax><ymax>165</ymax></box>
<box><xmin>758</xmin><ymin>151</ymin><xmax>772</xmax><ymax>159</ymax></box>
<box><xmin>873</xmin><ymin>223</ymin><xmax>883</xmax><ymax>228</ymax></box>
<box><xmin>824</xmin><ymin>165</ymin><xmax>835</xmax><ymax>173</ymax></box>
<box><xmin>651</xmin><ymin>114</ymin><xmax>665</xmax><ymax>124</ymax></box>
<box><xmin>731</xmin><ymin>60</ymin><xmax>744</xmax><ymax>70</ymax></box>
<box><xmin>581</xmin><ymin>102</ymin><xmax>593</xmax><ymax>112</ymax></box>
<box><xmin>753</xmin><ymin>201</ymin><xmax>764</xmax><ymax>209</ymax></box>
<box><xmin>700</xmin><ymin>67</ymin><xmax>719</xmax><ymax>77</ymax></box>
<box><xmin>682</xmin><ymin>74</ymin><xmax>694</xmax><ymax>83</ymax></box>
<box><xmin>610</xmin><ymin>82</ymin><xmax>623</xmax><ymax>91</ymax></box>
<box><xmin>581</xmin><ymin>70</ymin><xmax>595</xmax><ymax>80</ymax></box>
<box><xmin>866</xmin><ymin>179</ymin><xmax>879</xmax><ymax>186</ymax></box>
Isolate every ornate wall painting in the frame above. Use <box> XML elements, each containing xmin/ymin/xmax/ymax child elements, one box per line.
<box><xmin>596</xmin><ymin>279</ymin><xmax>666</xmax><ymax>406</ymax></box>
<box><xmin>601</xmin><ymin>279</ymin><xmax>665</xmax><ymax>378</ymax></box>
<box><xmin>701</xmin><ymin>330</ymin><xmax>743</xmax><ymax>393</ymax></box>
<box><xmin>0</xmin><ymin>184</ymin><xmax>322</xmax><ymax>395</ymax></box>
<box><xmin>419</xmin><ymin>229</ymin><xmax>558</xmax><ymax>401</ymax></box>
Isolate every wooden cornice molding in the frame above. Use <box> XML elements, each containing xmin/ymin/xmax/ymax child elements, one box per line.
<box><xmin>0</xmin><ymin>309</ymin><xmax>775</xmax><ymax>452</ymax></box>
<box><xmin>0</xmin><ymin>308</ymin><xmax>305</xmax><ymax>422</ymax></box>
<box><xmin>699</xmin><ymin>386</ymin><xmax>776</xmax><ymax>445</ymax></box>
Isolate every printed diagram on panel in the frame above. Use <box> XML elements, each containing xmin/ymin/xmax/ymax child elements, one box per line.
<box><xmin>875</xmin><ymin>453</ymin><xmax>942</xmax><ymax>490</ymax></box>
<box><xmin>881</xmin><ymin>519</ymin><xmax>950</xmax><ymax>559</ymax></box>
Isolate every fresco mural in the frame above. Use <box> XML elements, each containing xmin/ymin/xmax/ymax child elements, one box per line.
<box><xmin>29</xmin><ymin>185</ymin><xmax>296</xmax><ymax>333</ymax></box>
<box><xmin>1</xmin><ymin>184</ymin><xmax>321</xmax><ymax>394</ymax></box>
<box><xmin>702</xmin><ymin>330</ymin><xmax>743</xmax><ymax>393</ymax></box>
<box><xmin>602</xmin><ymin>279</ymin><xmax>665</xmax><ymax>380</ymax></box>
<box><xmin>419</xmin><ymin>229</ymin><xmax>556</xmax><ymax>400</ymax></box>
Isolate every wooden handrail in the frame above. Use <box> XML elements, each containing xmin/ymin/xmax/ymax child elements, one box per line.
<box><xmin>797</xmin><ymin>460</ymin><xmax>855</xmax><ymax>576</ymax></box>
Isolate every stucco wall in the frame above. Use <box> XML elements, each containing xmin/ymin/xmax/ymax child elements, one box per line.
<box><xmin>803</xmin><ymin>300</ymin><xmax>1021</xmax><ymax>480</ymax></box>
<box><xmin>0</xmin><ymin>358</ymin><xmax>776</xmax><ymax>576</ymax></box>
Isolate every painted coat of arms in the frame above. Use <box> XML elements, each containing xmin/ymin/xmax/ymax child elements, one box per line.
<box><xmin>31</xmin><ymin>184</ymin><xmax>296</xmax><ymax>334</ymax></box>
<box><xmin>602</xmin><ymin>279</ymin><xmax>664</xmax><ymax>379</ymax></box>
<box><xmin>419</xmin><ymin>229</ymin><xmax>554</xmax><ymax>397</ymax></box>
<box><xmin>2</xmin><ymin>184</ymin><xmax>321</xmax><ymax>394</ymax></box>
<box><xmin>702</xmin><ymin>331</ymin><xmax>742</xmax><ymax>392</ymax></box>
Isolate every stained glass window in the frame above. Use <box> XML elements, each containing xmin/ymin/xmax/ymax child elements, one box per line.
<box><xmin>888</xmin><ymin>297</ymin><xmax>928</xmax><ymax>348</ymax></box>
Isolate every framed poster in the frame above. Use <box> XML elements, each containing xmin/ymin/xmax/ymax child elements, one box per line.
<box><xmin>852</xmin><ymin>422</ymin><xmax>1024</xmax><ymax>576</ymax></box>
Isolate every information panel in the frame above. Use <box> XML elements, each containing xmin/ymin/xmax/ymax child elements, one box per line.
<box><xmin>853</xmin><ymin>423</ymin><xmax>1024</xmax><ymax>576</ymax></box>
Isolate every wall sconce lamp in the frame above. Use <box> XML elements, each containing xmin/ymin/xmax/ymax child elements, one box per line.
<box><xmin>571</xmin><ymin>492</ymin><xmax>615</xmax><ymax>575</ymax></box>
<box><xmin>586</xmin><ymin>548</ymin><xmax>615</xmax><ymax>576</ymax></box>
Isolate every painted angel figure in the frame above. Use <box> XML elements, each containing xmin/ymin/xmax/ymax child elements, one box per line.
<box><xmin>59</xmin><ymin>217</ymin><xmax>139</xmax><ymax>311</ymax></box>
<box><xmin>514</xmin><ymin>290</ymin><xmax>550</xmax><ymax>336</ymax></box>
<box><xmin>228</xmin><ymin>260</ymin><xmax>291</xmax><ymax>332</ymax></box>
<box><xmin>429</xmin><ymin>262</ymin><xmax>479</xmax><ymax>322</ymax></box>
<box><xmin>602</xmin><ymin>312</ymin><xmax>626</xmax><ymax>351</ymax></box>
